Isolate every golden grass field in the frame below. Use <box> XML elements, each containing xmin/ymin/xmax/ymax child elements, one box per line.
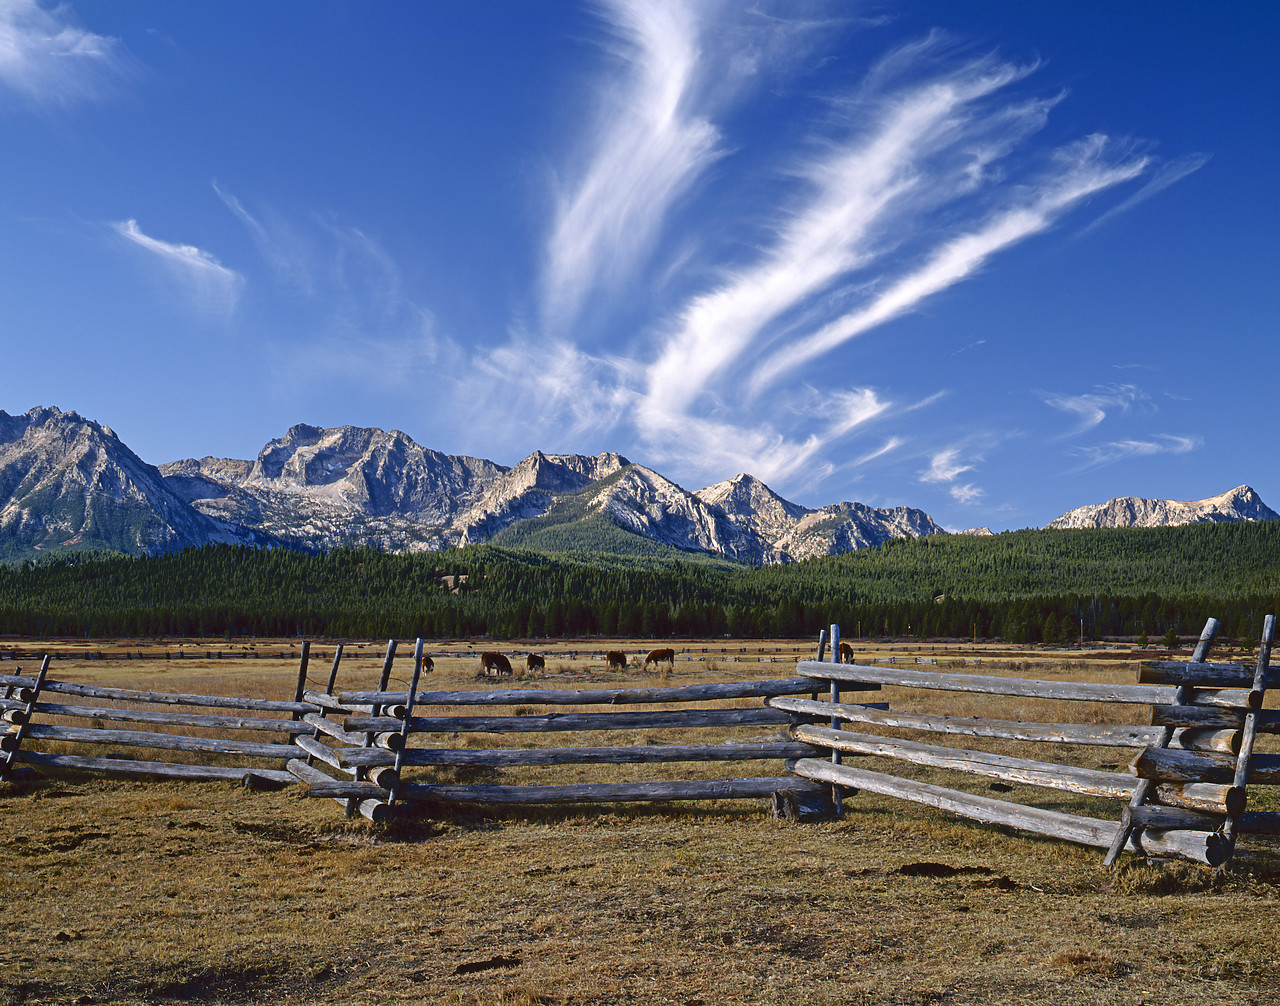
<box><xmin>2</xmin><ymin>636</ymin><xmax>1279</xmax><ymax>1005</ymax></box>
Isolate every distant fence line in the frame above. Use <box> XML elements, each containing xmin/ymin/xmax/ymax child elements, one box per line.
<box><xmin>0</xmin><ymin>647</ymin><xmax>808</xmax><ymax>665</ymax></box>
<box><xmin>2</xmin><ymin>616</ymin><xmax>1276</xmax><ymax>869</ymax></box>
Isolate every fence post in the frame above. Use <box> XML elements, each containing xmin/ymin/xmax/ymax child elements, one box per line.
<box><xmin>0</xmin><ymin>655</ymin><xmax>49</xmax><ymax>780</ymax></box>
<box><xmin>387</xmin><ymin>638</ymin><xmax>425</xmax><ymax>810</ymax></box>
<box><xmin>324</xmin><ymin>644</ymin><xmax>344</xmax><ymax>695</ymax></box>
<box><xmin>811</xmin><ymin>629</ymin><xmax>827</xmax><ymax>701</ymax></box>
<box><xmin>348</xmin><ymin>639</ymin><xmax>396</xmax><ymax>817</ymax></box>
<box><xmin>1219</xmin><ymin>614</ymin><xmax>1276</xmax><ymax>861</ymax></box>
<box><xmin>291</xmin><ymin>641</ymin><xmax>311</xmax><ymax>716</ymax></box>
<box><xmin>301</xmin><ymin>644</ymin><xmax>345</xmax><ymax>769</ymax></box>
<box><xmin>829</xmin><ymin>623</ymin><xmax>842</xmax><ymax>817</ymax></box>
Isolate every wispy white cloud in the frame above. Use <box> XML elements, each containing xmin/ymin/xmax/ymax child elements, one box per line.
<box><xmin>854</xmin><ymin>437</ymin><xmax>903</xmax><ymax>467</ymax></box>
<box><xmin>748</xmin><ymin>134</ymin><xmax>1149</xmax><ymax>393</ymax></box>
<box><xmin>607</xmin><ymin>37</ymin><xmax>1154</xmax><ymax>493</ymax></box>
<box><xmin>468</xmin><ymin>336</ymin><xmax>638</xmax><ymax>448</ymax></box>
<box><xmin>1067</xmin><ymin>434</ymin><xmax>1202</xmax><ymax>472</ymax></box>
<box><xmin>1079</xmin><ymin>152</ymin><xmax>1211</xmax><ymax>236</ymax></box>
<box><xmin>821</xmin><ymin>388</ymin><xmax>892</xmax><ymax>440</ymax></box>
<box><xmin>644</xmin><ymin>47</ymin><xmax>1043</xmax><ymax>423</ymax></box>
<box><xmin>542</xmin><ymin>0</ymin><xmax>820</xmax><ymax>333</ymax></box>
<box><xmin>542</xmin><ymin>0</ymin><xmax>722</xmax><ymax>332</ymax></box>
<box><xmin>1040</xmin><ymin>382</ymin><xmax>1148</xmax><ymax>434</ymax></box>
<box><xmin>111</xmin><ymin>218</ymin><xmax>243</xmax><ymax>315</ymax></box>
<box><xmin>212</xmin><ymin>182</ymin><xmax>316</xmax><ymax>295</ymax></box>
<box><xmin>403</xmin><ymin>18</ymin><xmax>1176</xmax><ymax>503</ymax></box>
<box><xmin>918</xmin><ymin>446</ymin><xmax>985</xmax><ymax>504</ymax></box>
<box><xmin>0</xmin><ymin>0</ymin><xmax>131</xmax><ymax>109</ymax></box>
<box><xmin>215</xmin><ymin>187</ymin><xmax>453</xmax><ymax>389</ymax></box>
<box><xmin>920</xmin><ymin>447</ymin><xmax>974</xmax><ymax>484</ymax></box>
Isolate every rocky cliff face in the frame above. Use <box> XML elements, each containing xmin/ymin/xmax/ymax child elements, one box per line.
<box><xmin>0</xmin><ymin>407</ymin><xmax>253</xmax><ymax>558</ymax></box>
<box><xmin>1045</xmin><ymin>485</ymin><xmax>1279</xmax><ymax>529</ymax></box>
<box><xmin>695</xmin><ymin>473</ymin><xmax>944</xmax><ymax>561</ymax></box>
<box><xmin>776</xmin><ymin>501</ymin><xmax>946</xmax><ymax>560</ymax></box>
<box><xmin>161</xmin><ymin>425</ymin><xmax>502</xmax><ymax>553</ymax></box>
<box><xmin>696</xmin><ymin>474</ymin><xmax>810</xmax><ymax>543</ymax></box>
<box><xmin>244</xmin><ymin>423</ymin><xmax>506</xmax><ymax>520</ymax></box>
<box><xmin>457</xmin><ymin>450</ymin><xmax>629</xmax><ymax>545</ymax></box>
<box><xmin>588</xmin><ymin>466</ymin><xmax>785</xmax><ymax>563</ymax></box>
<box><xmin>160</xmin><ymin>426</ymin><xmax>633</xmax><ymax>554</ymax></box>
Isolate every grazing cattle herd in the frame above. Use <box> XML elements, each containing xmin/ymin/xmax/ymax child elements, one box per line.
<box><xmin>472</xmin><ymin>647</ymin><xmax>682</xmax><ymax>675</ymax></box>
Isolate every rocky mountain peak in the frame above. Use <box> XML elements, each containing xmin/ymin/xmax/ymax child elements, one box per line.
<box><xmin>697</xmin><ymin>473</ymin><xmax>809</xmax><ymax>522</ymax></box>
<box><xmin>454</xmin><ymin>450</ymin><xmax>629</xmax><ymax>544</ymax></box>
<box><xmin>0</xmin><ymin>406</ymin><xmax>250</xmax><ymax>557</ymax></box>
<box><xmin>1045</xmin><ymin>485</ymin><xmax>1279</xmax><ymax>530</ymax></box>
<box><xmin>583</xmin><ymin>465</ymin><xmax>785</xmax><ymax>562</ymax></box>
<box><xmin>545</xmin><ymin>451</ymin><xmax>629</xmax><ymax>483</ymax></box>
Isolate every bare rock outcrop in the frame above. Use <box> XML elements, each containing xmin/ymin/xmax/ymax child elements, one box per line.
<box><xmin>1045</xmin><ymin>486</ymin><xmax>1278</xmax><ymax>529</ymax></box>
<box><xmin>0</xmin><ymin>406</ymin><xmax>252</xmax><ymax>557</ymax></box>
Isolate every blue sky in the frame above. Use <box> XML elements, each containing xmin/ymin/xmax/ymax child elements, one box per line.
<box><xmin>2</xmin><ymin>1</ymin><xmax>1276</xmax><ymax>531</ymax></box>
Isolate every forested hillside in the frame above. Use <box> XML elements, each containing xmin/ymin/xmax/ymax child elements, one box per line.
<box><xmin>1</xmin><ymin>520</ymin><xmax>1277</xmax><ymax>643</ymax></box>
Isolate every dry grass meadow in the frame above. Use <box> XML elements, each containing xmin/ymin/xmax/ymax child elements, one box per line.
<box><xmin>3</xmin><ymin>636</ymin><xmax>1280</xmax><ymax>1005</ymax></box>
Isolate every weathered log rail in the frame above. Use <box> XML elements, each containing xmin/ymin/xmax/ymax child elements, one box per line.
<box><xmin>4</xmin><ymin>618</ymin><xmax>1278</xmax><ymax>870</ymax></box>
<box><xmin>0</xmin><ymin>651</ymin><xmax>310</xmax><ymax>787</ymax></box>
<box><xmin>317</xmin><ymin>657</ymin><xmax>840</xmax><ymax>815</ymax></box>
<box><xmin>784</xmin><ymin>617</ymin><xmax>1278</xmax><ymax>868</ymax></box>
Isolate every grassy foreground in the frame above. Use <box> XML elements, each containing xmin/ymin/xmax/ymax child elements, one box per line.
<box><xmin>2</xmin><ymin>639</ymin><xmax>1279</xmax><ymax>1005</ymax></box>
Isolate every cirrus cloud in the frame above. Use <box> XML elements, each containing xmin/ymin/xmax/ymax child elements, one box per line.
<box><xmin>1040</xmin><ymin>382</ymin><xmax>1150</xmax><ymax>434</ymax></box>
<box><xmin>1067</xmin><ymin>434</ymin><xmax>1202</xmax><ymax>472</ymax></box>
<box><xmin>111</xmin><ymin>219</ymin><xmax>243</xmax><ymax>316</ymax></box>
<box><xmin>0</xmin><ymin>0</ymin><xmax>131</xmax><ymax>109</ymax></box>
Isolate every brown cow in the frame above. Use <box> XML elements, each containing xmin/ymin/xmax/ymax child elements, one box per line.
<box><xmin>644</xmin><ymin>647</ymin><xmax>675</xmax><ymax>670</ymax></box>
<box><xmin>420</xmin><ymin>654</ymin><xmax>435</xmax><ymax>674</ymax></box>
<box><xmin>605</xmin><ymin>650</ymin><xmax>628</xmax><ymax>670</ymax></box>
<box><xmin>839</xmin><ymin>641</ymin><xmax>854</xmax><ymax>663</ymax></box>
<box><xmin>480</xmin><ymin>651</ymin><xmax>513</xmax><ymax>676</ymax></box>
<box><xmin>526</xmin><ymin>653</ymin><xmax>545</xmax><ymax>671</ymax></box>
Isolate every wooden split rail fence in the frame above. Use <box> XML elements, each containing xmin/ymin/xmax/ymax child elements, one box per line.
<box><xmin>780</xmin><ymin>618</ymin><xmax>1277</xmax><ymax>868</ymax></box>
<box><xmin>0</xmin><ymin>661</ymin><xmax>303</xmax><ymax>788</ymax></box>
<box><xmin>290</xmin><ymin>638</ymin><xmax>838</xmax><ymax>821</ymax></box>
<box><xmin>0</xmin><ymin>638</ymin><xmax>836</xmax><ymax>824</ymax></box>
<box><xmin>2</xmin><ymin>617</ymin><xmax>1277</xmax><ymax>868</ymax></box>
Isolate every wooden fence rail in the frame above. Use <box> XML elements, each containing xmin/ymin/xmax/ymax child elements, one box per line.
<box><xmin>276</xmin><ymin>649</ymin><xmax>841</xmax><ymax>818</ymax></box>
<box><xmin>4</xmin><ymin>619</ymin><xmax>1278</xmax><ymax>870</ymax></box>
<box><xmin>786</xmin><ymin>616</ymin><xmax>1278</xmax><ymax>869</ymax></box>
<box><xmin>0</xmin><ymin>652</ymin><xmax>309</xmax><ymax>787</ymax></box>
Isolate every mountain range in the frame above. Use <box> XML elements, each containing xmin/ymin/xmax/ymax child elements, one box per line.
<box><xmin>1</xmin><ymin>406</ymin><xmax>1275</xmax><ymax>564</ymax></box>
<box><xmin>1045</xmin><ymin>486</ymin><xmax>1279</xmax><ymax>529</ymax></box>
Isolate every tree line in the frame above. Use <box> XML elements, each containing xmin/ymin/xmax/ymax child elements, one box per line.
<box><xmin>0</xmin><ymin>520</ymin><xmax>1277</xmax><ymax>642</ymax></box>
